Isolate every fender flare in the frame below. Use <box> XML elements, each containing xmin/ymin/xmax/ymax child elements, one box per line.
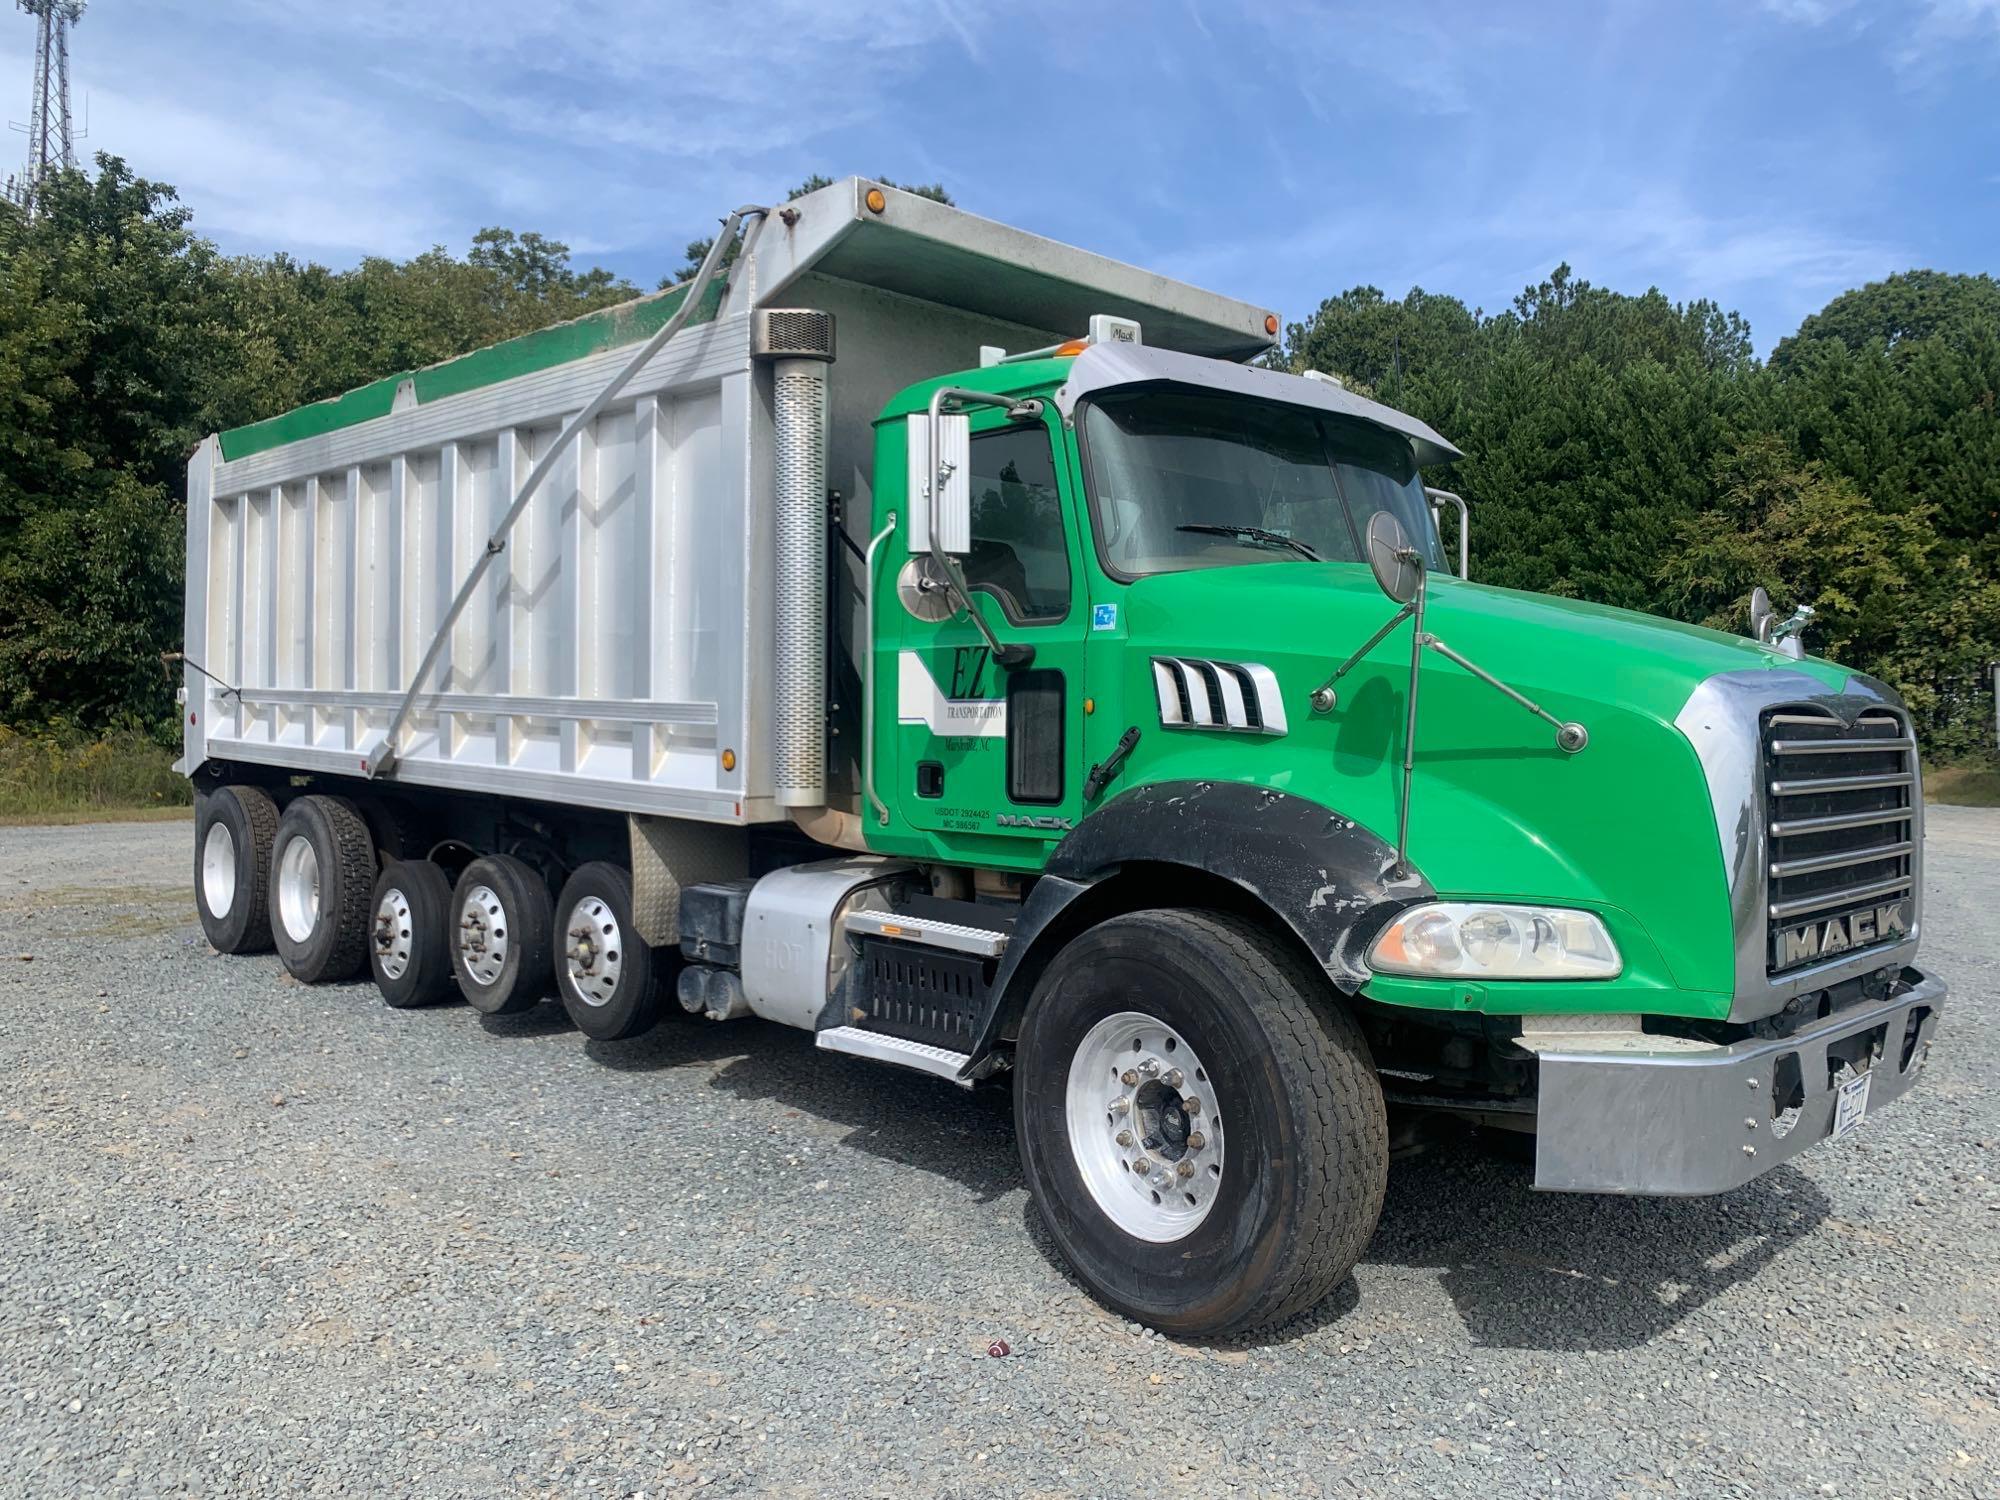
<box><xmin>964</xmin><ymin>781</ymin><xmax>1432</xmax><ymax>1074</ymax></box>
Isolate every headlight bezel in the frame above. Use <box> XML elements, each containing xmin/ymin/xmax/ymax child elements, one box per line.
<box><xmin>1367</xmin><ymin>901</ymin><xmax>1623</xmax><ymax>980</ymax></box>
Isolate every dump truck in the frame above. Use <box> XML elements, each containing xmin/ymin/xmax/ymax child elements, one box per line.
<box><xmin>181</xmin><ymin>179</ymin><xmax>1946</xmax><ymax>1337</ymax></box>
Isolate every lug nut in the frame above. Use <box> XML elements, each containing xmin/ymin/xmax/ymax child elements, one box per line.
<box><xmin>1115</xmin><ymin>1130</ymin><xmax>1134</xmax><ymax>1147</ymax></box>
<box><xmin>1175</xmin><ymin>1160</ymin><xmax>1194</xmax><ymax>1179</ymax></box>
<box><xmin>1183</xmin><ymin>1097</ymin><xmax>1201</xmax><ymax>1115</ymax></box>
<box><xmin>1187</xmin><ymin>1131</ymin><xmax>1205</xmax><ymax>1151</ymax></box>
<box><xmin>1138</xmin><ymin>1059</ymin><xmax>1161</xmax><ymax>1078</ymax></box>
<box><xmin>1132</xmin><ymin>1157</ymin><xmax>1153</xmax><ymax>1175</ymax></box>
<box><xmin>1110</xmin><ymin>1097</ymin><xmax>1130</xmax><ymax>1115</ymax></box>
<box><xmin>1121</xmin><ymin>1069</ymin><xmax>1139</xmax><ymax>1086</ymax></box>
<box><xmin>1165</xmin><ymin>1069</ymin><xmax>1184</xmax><ymax>1089</ymax></box>
<box><xmin>1742</xmin><ymin>1145</ymin><xmax>1756</xmax><ymax>1157</ymax></box>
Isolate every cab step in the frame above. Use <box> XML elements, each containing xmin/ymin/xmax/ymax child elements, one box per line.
<box><xmin>816</xmin><ymin>1026</ymin><xmax>973</xmax><ymax>1087</ymax></box>
<box><xmin>844</xmin><ymin>905</ymin><xmax>1010</xmax><ymax>957</ymax></box>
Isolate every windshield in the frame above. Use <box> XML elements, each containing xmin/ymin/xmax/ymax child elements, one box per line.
<box><xmin>1079</xmin><ymin>387</ymin><xmax>1445</xmax><ymax>578</ymax></box>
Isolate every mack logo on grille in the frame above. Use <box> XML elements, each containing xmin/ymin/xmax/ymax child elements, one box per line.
<box><xmin>1775</xmin><ymin>901</ymin><xmax>1910</xmax><ymax>970</ymax></box>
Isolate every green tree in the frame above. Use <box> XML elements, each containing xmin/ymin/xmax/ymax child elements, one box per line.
<box><xmin>1661</xmin><ymin>436</ymin><xmax>2000</xmax><ymax>757</ymax></box>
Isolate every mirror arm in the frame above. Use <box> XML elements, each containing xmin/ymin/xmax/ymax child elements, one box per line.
<box><xmin>1309</xmin><ymin>600</ymin><xmax>1416</xmax><ymax>712</ymax></box>
<box><xmin>926</xmin><ymin>386</ymin><xmax>1039</xmax><ymax>669</ymax></box>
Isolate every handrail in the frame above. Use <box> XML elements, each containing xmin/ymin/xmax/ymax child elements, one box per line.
<box><xmin>366</xmin><ymin>203</ymin><xmax>770</xmax><ymax>777</ymax></box>
<box><xmin>862</xmin><ymin>512</ymin><xmax>898</xmax><ymax>826</ymax></box>
<box><xmin>1425</xmin><ymin>487</ymin><xmax>1469</xmax><ymax>580</ymax></box>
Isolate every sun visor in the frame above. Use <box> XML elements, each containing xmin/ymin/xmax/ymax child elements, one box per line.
<box><xmin>1052</xmin><ymin>343</ymin><xmax>1464</xmax><ymax>466</ymax></box>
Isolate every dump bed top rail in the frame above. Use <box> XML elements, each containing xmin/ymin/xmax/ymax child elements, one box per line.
<box><xmin>214</xmin><ymin>178</ymin><xmax>1278</xmax><ymax>473</ymax></box>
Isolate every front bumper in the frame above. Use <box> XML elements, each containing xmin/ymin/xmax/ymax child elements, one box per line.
<box><xmin>1533</xmin><ymin>966</ymin><xmax>1946</xmax><ymax>1194</ymax></box>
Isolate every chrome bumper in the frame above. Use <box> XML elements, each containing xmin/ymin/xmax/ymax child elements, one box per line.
<box><xmin>1533</xmin><ymin>967</ymin><xmax>1947</xmax><ymax>1195</ymax></box>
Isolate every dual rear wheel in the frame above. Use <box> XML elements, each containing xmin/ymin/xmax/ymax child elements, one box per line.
<box><xmin>194</xmin><ymin>788</ymin><xmax>663</xmax><ymax>1037</ymax></box>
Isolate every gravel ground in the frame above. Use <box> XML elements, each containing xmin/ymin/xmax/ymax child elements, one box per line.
<box><xmin>1</xmin><ymin>811</ymin><xmax>1994</xmax><ymax>1499</ymax></box>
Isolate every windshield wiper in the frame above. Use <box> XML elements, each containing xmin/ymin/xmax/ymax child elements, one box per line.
<box><xmin>1175</xmin><ymin>523</ymin><xmax>1321</xmax><ymax>561</ymax></box>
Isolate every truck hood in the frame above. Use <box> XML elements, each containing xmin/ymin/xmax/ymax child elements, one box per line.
<box><xmin>1113</xmin><ymin>562</ymin><xmax>1853</xmax><ymax>1003</ymax></box>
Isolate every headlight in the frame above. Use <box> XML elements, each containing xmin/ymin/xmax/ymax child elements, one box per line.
<box><xmin>1368</xmin><ymin>903</ymin><xmax>1621</xmax><ymax>979</ymax></box>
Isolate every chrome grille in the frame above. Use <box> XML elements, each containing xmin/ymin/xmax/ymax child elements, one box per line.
<box><xmin>1762</xmin><ymin>707</ymin><xmax>1917</xmax><ymax>975</ymax></box>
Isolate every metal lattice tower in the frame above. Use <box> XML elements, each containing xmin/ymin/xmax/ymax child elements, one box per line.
<box><xmin>8</xmin><ymin>0</ymin><xmax>84</xmax><ymax>211</ymax></box>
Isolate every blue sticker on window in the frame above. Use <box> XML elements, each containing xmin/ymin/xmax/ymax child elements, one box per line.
<box><xmin>1091</xmin><ymin>603</ymin><xmax>1118</xmax><ymax>631</ymax></box>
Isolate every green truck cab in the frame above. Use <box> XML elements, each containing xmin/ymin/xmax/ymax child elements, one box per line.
<box><xmin>851</xmin><ymin>325</ymin><xmax>1943</xmax><ymax>1329</ymax></box>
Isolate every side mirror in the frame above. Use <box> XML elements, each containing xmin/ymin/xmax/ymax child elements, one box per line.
<box><xmin>1749</xmin><ymin>585</ymin><xmax>1775</xmax><ymax>644</ymax></box>
<box><xmin>906</xmin><ymin>410</ymin><xmax>970</xmax><ymax>554</ymax></box>
<box><xmin>1365</xmin><ymin>510</ymin><xmax>1423</xmax><ymax>604</ymax></box>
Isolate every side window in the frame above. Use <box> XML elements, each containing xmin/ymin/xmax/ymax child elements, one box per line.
<box><xmin>963</xmin><ymin>425</ymin><xmax>1071</xmax><ymax>625</ymax></box>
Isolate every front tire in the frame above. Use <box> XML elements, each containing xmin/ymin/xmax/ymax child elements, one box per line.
<box><xmin>268</xmin><ymin>794</ymin><xmax>377</xmax><ymax>983</ymax></box>
<box><xmin>450</xmin><ymin>854</ymin><xmax>554</xmax><ymax>1016</ymax></box>
<box><xmin>1014</xmin><ymin>908</ymin><xmax>1387</xmax><ymax>1338</ymax></box>
<box><xmin>194</xmin><ymin>785</ymin><xmax>279</xmax><ymax>954</ymax></box>
<box><xmin>553</xmin><ymin>862</ymin><xmax>662</xmax><ymax>1042</ymax></box>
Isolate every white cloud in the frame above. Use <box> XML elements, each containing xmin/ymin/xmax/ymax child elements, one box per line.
<box><xmin>17</xmin><ymin>0</ymin><xmax>1002</xmax><ymax>263</ymax></box>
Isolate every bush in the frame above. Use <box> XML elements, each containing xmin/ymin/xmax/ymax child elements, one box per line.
<box><xmin>0</xmin><ymin>724</ymin><xmax>190</xmax><ymax>817</ymax></box>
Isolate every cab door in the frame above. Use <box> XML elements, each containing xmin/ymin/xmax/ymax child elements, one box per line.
<box><xmin>892</xmin><ymin>410</ymin><xmax>1089</xmax><ymax>850</ymax></box>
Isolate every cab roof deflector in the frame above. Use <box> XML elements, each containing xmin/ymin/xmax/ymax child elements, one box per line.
<box><xmin>1051</xmin><ymin>343</ymin><xmax>1465</xmax><ymax>467</ymax></box>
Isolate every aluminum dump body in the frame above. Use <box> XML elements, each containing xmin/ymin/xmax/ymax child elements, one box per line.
<box><xmin>183</xmin><ymin>179</ymin><xmax>1276</xmax><ymax>823</ymax></box>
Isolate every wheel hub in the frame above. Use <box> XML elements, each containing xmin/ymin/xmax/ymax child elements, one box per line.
<box><xmin>201</xmin><ymin>822</ymin><xmax>236</xmax><ymax>918</ymax></box>
<box><xmin>1066</xmin><ymin>1011</ymin><xmax>1224</xmax><ymax>1243</ymax></box>
<box><xmin>563</xmin><ymin>896</ymin><xmax>622</xmax><ymax>1008</ymax></box>
<box><xmin>374</xmin><ymin>886</ymin><xmax>414</xmax><ymax>981</ymax></box>
<box><xmin>275</xmin><ymin>835</ymin><xmax>321</xmax><ymax>945</ymax></box>
<box><xmin>457</xmin><ymin>884</ymin><xmax>509</xmax><ymax>986</ymax></box>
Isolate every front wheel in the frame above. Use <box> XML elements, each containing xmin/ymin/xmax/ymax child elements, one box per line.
<box><xmin>1014</xmin><ymin>908</ymin><xmax>1387</xmax><ymax>1338</ymax></box>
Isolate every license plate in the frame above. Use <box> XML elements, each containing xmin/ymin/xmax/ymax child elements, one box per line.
<box><xmin>1831</xmin><ymin>1070</ymin><xmax>1872</xmax><ymax>1140</ymax></box>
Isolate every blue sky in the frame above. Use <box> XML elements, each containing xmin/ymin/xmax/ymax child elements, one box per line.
<box><xmin>7</xmin><ymin>0</ymin><xmax>1996</xmax><ymax>353</ymax></box>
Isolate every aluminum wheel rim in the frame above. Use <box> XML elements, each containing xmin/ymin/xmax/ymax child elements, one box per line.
<box><xmin>374</xmin><ymin>885</ymin><xmax>414</xmax><ymax>981</ymax></box>
<box><xmin>1065</xmin><ymin>1009</ymin><xmax>1225</xmax><ymax>1243</ymax></box>
<box><xmin>457</xmin><ymin>883</ymin><xmax>509</xmax><ymax>987</ymax></box>
<box><xmin>201</xmin><ymin>822</ymin><xmax>236</xmax><ymax>917</ymax></box>
<box><xmin>564</xmin><ymin>895</ymin><xmax>623</xmax><ymax>1008</ymax></box>
<box><xmin>275</xmin><ymin>834</ymin><xmax>321</xmax><ymax>945</ymax></box>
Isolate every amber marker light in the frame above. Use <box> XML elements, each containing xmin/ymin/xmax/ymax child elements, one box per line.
<box><xmin>721</xmin><ymin>748</ymin><xmax>737</xmax><ymax>771</ymax></box>
<box><xmin>1264</xmin><ymin>313</ymin><xmax>1280</xmax><ymax>336</ymax></box>
<box><xmin>864</xmin><ymin>187</ymin><xmax>887</xmax><ymax>214</ymax></box>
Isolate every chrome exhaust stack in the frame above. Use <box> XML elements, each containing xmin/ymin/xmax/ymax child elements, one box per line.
<box><xmin>756</xmin><ymin>309</ymin><xmax>837</xmax><ymax>812</ymax></box>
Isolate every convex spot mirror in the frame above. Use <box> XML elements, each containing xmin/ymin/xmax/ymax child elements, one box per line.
<box><xmin>906</xmin><ymin>411</ymin><xmax>971</xmax><ymax>555</ymax></box>
<box><xmin>1366</xmin><ymin>510</ymin><xmax>1422</xmax><ymax>604</ymax></box>
<box><xmin>1749</xmin><ymin>585</ymin><xmax>1775</xmax><ymax>644</ymax></box>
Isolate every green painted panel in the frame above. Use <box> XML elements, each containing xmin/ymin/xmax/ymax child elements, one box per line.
<box><xmin>216</xmin><ymin>278</ymin><xmax>728</xmax><ymax>464</ymax></box>
<box><xmin>217</xmin><ymin>372</ymin><xmax>409</xmax><ymax>462</ymax></box>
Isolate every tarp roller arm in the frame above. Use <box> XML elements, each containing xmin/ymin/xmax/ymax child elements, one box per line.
<box><xmin>365</xmin><ymin>204</ymin><xmax>771</xmax><ymax>778</ymax></box>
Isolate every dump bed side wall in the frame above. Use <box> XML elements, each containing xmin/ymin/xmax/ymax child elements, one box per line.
<box><xmin>187</xmin><ymin>315</ymin><xmax>771</xmax><ymax>824</ymax></box>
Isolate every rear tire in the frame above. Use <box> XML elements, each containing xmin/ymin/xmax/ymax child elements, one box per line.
<box><xmin>369</xmin><ymin>860</ymin><xmax>457</xmax><ymax>1009</ymax></box>
<box><xmin>553</xmin><ymin>862</ymin><xmax>662</xmax><ymax>1041</ymax></box>
<box><xmin>268</xmin><ymin>794</ymin><xmax>377</xmax><ymax>983</ymax></box>
<box><xmin>194</xmin><ymin>785</ymin><xmax>279</xmax><ymax>954</ymax></box>
<box><xmin>450</xmin><ymin>854</ymin><xmax>554</xmax><ymax>1017</ymax></box>
<box><xmin>1014</xmin><ymin>908</ymin><xmax>1387</xmax><ymax>1338</ymax></box>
